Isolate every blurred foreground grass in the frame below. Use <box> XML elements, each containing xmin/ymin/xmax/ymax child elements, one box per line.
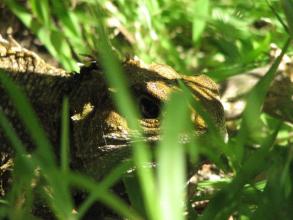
<box><xmin>0</xmin><ymin>0</ymin><xmax>293</xmax><ymax>219</ymax></box>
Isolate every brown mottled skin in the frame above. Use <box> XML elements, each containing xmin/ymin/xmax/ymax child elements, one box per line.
<box><xmin>0</xmin><ymin>36</ymin><xmax>226</xmax><ymax>213</ymax></box>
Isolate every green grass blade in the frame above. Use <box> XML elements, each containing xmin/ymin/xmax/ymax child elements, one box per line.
<box><xmin>123</xmin><ymin>174</ymin><xmax>147</xmax><ymax>218</ymax></box>
<box><xmin>157</xmin><ymin>91</ymin><xmax>190</xmax><ymax>220</ymax></box>
<box><xmin>51</xmin><ymin>1</ymin><xmax>81</xmax><ymax>37</ymax></box>
<box><xmin>66</xmin><ymin>169</ymin><xmax>141</xmax><ymax>220</ymax></box>
<box><xmin>281</xmin><ymin>0</ymin><xmax>293</xmax><ymax>37</ymax></box>
<box><xmin>233</xmin><ymin>37</ymin><xmax>291</xmax><ymax>166</ymax></box>
<box><xmin>266</xmin><ymin>0</ymin><xmax>289</xmax><ymax>34</ymax></box>
<box><xmin>77</xmin><ymin>160</ymin><xmax>134</xmax><ymax>218</ymax></box>
<box><xmin>0</xmin><ymin>110</ymin><xmax>28</xmax><ymax>156</ymax></box>
<box><xmin>5</xmin><ymin>0</ymin><xmax>78</xmax><ymax>71</ymax></box>
<box><xmin>29</xmin><ymin>0</ymin><xmax>50</xmax><ymax>27</ymax></box>
<box><xmin>60</xmin><ymin>97</ymin><xmax>70</xmax><ymax>172</ymax></box>
<box><xmin>192</xmin><ymin>0</ymin><xmax>210</xmax><ymax>44</ymax></box>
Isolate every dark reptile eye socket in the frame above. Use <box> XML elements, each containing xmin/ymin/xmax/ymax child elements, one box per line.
<box><xmin>139</xmin><ymin>96</ymin><xmax>160</xmax><ymax>119</ymax></box>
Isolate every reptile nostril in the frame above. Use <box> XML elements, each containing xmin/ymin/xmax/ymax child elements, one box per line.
<box><xmin>139</xmin><ymin>96</ymin><xmax>160</xmax><ymax>119</ymax></box>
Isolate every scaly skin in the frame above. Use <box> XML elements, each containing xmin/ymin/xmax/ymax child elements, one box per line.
<box><xmin>0</xmin><ymin>36</ymin><xmax>226</xmax><ymax>199</ymax></box>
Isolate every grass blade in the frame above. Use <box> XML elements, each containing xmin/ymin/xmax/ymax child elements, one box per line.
<box><xmin>60</xmin><ymin>97</ymin><xmax>70</xmax><ymax>172</ymax></box>
<box><xmin>192</xmin><ymin>0</ymin><xmax>210</xmax><ymax>44</ymax></box>
<box><xmin>281</xmin><ymin>0</ymin><xmax>293</xmax><ymax>37</ymax></box>
<box><xmin>157</xmin><ymin>91</ymin><xmax>190</xmax><ymax>220</ymax></box>
<box><xmin>233</xmin><ymin>37</ymin><xmax>291</xmax><ymax>167</ymax></box>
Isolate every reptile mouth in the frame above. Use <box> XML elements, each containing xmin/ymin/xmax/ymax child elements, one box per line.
<box><xmin>100</xmin><ymin>131</ymin><xmax>161</xmax><ymax>150</ymax></box>
<box><xmin>100</xmin><ymin>130</ymin><xmax>204</xmax><ymax>150</ymax></box>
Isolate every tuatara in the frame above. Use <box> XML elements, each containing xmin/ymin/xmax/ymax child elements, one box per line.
<box><xmin>0</xmin><ymin>36</ymin><xmax>226</xmax><ymax>217</ymax></box>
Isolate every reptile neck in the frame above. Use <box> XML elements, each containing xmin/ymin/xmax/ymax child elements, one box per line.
<box><xmin>4</xmin><ymin>70</ymin><xmax>72</xmax><ymax>106</ymax></box>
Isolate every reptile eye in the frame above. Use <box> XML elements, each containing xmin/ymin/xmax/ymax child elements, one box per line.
<box><xmin>139</xmin><ymin>96</ymin><xmax>160</xmax><ymax>119</ymax></box>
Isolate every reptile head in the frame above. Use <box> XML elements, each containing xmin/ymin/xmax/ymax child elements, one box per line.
<box><xmin>70</xmin><ymin>58</ymin><xmax>226</xmax><ymax>180</ymax></box>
